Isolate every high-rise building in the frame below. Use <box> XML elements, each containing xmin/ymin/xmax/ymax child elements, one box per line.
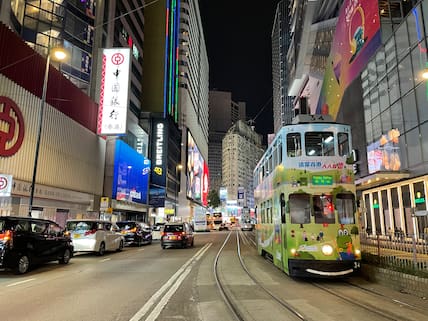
<box><xmin>0</xmin><ymin>1</ymin><xmax>152</xmax><ymax>222</ymax></box>
<box><xmin>208</xmin><ymin>90</ymin><xmax>246</xmax><ymax>192</ymax></box>
<box><xmin>271</xmin><ymin>0</ymin><xmax>294</xmax><ymax>132</ymax></box>
<box><xmin>222</xmin><ymin>121</ymin><xmax>264</xmax><ymax>209</ymax></box>
<box><xmin>142</xmin><ymin>0</ymin><xmax>209</xmax><ymax>221</ymax></box>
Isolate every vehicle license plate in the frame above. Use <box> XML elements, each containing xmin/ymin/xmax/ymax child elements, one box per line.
<box><xmin>73</xmin><ymin>234</ymin><xmax>80</xmax><ymax>238</ymax></box>
<box><xmin>169</xmin><ymin>235</ymin><xmax>176</xmax><ymax>240</ymax></box>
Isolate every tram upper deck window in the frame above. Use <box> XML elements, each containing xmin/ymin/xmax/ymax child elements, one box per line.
<box><xmin>336</xmin><ymin>193</ymin><xmax>355</xmax><ymax>224</ymax></box>
<box><xmin>313</xmin><ymin>195</ymin><xmax>335</xmax><ymax>224</ymax></box>
<box><xmin>305</xmin><ymin>132</ymin><xmax>334</xmax><ymax>156</ymax></box>
<box><xmin>289</xmin><ymin>194</ymin><xmax>311</xmax><ymax>224</ymax></box>
<box><xmin>338</xmin><ymin>133</ymin><xmax>350</xmax><ymax>156</ymax></box>
<box><xmin>287</xmin><ymin>133</ymin><xmax>301</xmax><ymax>157</ymax></box>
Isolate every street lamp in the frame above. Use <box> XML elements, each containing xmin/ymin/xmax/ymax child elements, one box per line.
<box><xmin>175</xmin><ymin>164</ymin><xmax>183</xmax><ymax>216</ymax></box>
<box><xmin>28</xmin><ymin>47</ymin><xmax>67</xmax><ymax>217</ymax></box>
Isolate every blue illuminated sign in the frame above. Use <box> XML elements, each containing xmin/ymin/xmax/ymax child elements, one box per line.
<box><xmin>112</xmin><ymin>140</ymin><xmax>150</xmax><ymax>204</ymax></box>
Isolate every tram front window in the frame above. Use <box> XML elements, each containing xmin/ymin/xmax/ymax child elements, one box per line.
<box><xmin>289</xmin><ymin>194</ymin><xmax>311</xmax><ymax>224</ymax></box>
<box><xmin>336</xmin><ymin>193</ymin><xmax>355</xmax><ymax>224</ymax></box>
<box><xmin>313</xmin><ymin>195</ymin><xmax>335</xmax><ymax>224</ymax></box>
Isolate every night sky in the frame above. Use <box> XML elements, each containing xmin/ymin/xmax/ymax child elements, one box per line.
<box><xmin>199</xmin><ymin>0</ymin><xmax>280</xmax><ymax>141</ymax></box>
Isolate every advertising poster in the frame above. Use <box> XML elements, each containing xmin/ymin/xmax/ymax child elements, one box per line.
<box><xmin>186</xmin><ymin>131</ymin><xmax>206</xmax><ymax>203</ymax></box>
<box><xmin>316</xmin><ymin>0</ymin><xmax>381</xmax><ymax>119</ymax></box>
<box><xmin>112</xmin><ymin>140</ymin><xmax>150</xmax><ymax>204</ymax></box>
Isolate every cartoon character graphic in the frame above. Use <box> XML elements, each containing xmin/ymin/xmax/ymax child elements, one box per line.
<box><xmin>349</xmin><ymin>5</ymin><xmax>368</xmax><ymax>63</ymax></box>
<box><xmin>336</xmin><ymin>228</ymin><xmax>355</xmax><ymax>260</ymax></box>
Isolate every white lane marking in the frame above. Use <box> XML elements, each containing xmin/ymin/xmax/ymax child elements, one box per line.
<box><xmin>100</xmin><ymin>258</ymin><xmax>111</xmax><ymax>263</ymax></box>
<box><xmin>7</xmin><ymin>278</ymin><xmax>36</xmax><ymax>287</ymax></box>
<box><xmin>392</xmin><ymin>299</ymin><xmax>412</xmax><ymax>307</ymax></box>
<box><xmin>129</xmin><ymin>243</ymin><xmax>212</xmax><ymax>321</ymax></box>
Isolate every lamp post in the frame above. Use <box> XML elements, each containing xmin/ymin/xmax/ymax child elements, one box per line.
<box><xmin>28</xmin><ymin>47</ymin><xmax>67</xmax><ymax>217</ymax></box>
<box><xmin>175</xmin><ymin>164</ymin><xmax>183</xmax><ymax>216</ymax></box>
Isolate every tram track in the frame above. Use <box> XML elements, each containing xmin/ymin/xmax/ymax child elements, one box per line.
<box><xmin>310</xmin><ymin>280</ymin><xmax>427</xmax><ymax>321</ymax></box>
<box><xmin>218</xmin><ymin>229</ymin><xmax>427</xmax><ymax>321</ymax></box>
<box><xmin>214</xmin><ymin>230</ymin><xmax>306</xmax><ymax>321</ymax></box>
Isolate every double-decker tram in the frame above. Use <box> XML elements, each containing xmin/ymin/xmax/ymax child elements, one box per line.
<box><xmin>254</xmin><ymin>114</ymin><xmax>361</xmax><ymax>277</ymax></box>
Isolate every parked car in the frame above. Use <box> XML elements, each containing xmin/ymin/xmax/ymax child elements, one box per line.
<box><xmin>116</xmin><ymin>221</ymin><xmax>152</xmax><ymax>246</ymax></box>
<box><xmin>66</xmin><ymin>219</ymin><xmax>124</xmax><ymax>255</ymax></box>
<box><xmin>0</xmin><ymin>216</ymin><xmax>73</xmax><ymax>274</ymax></box>
<box><xmin>161</xmin><ymin>222</ymin><xmax>194</xmax><ymax>249</ymax></box>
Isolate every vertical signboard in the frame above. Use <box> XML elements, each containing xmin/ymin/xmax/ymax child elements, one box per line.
<box><xmin>0</xmin><ymin>174</ymin><xmax>13</xmax><ymax>197</ymax></box>
<box><xmin>219</xmin><ymin>187</ymin><xmax>227</xmax><ymax>202</ymax></box>
<box><xmin>202</xmin><ymin>161</ymin><xmax>209</xmax><ymax>207</ymax></box>
<box><xmin>149</xmin><ymin>118</ymin><xmax>168</xmax><ymax>207</ymax></box>
<box><xmin>97</xmin><ymin>48</ymin><xmax>131</xmax><ymax>135</ymax></box>
<box><xmin>316</xmin><ymin>0</ymin><xmax>381</xmax><ymax>119</ymax></box>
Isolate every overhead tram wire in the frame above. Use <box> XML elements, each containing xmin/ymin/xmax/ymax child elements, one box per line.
<box><xmin>247</xmin><ymin>95</ymin><xmax>273</xmax><ymax>126</ymax></box>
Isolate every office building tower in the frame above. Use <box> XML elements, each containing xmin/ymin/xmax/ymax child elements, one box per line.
<box><xmin>142</xmin><ymin>0</ymin><xmax>209</xmax><ymax>221</ymax></box>
<box><xmin>208</xmin><ymin>90</ymin><xmax>246</xmax><ymax>192</ymax></box>
<box><xmin>222</xmin><ymin>120</ymin><xmax>264</xmax><ymax>209</ymax></box>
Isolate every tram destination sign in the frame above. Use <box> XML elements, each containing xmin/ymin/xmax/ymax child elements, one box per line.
<box><xmin>312</xmin><ymin>175</ymin><xmax>333</xmax><ymax>186</ymax></box>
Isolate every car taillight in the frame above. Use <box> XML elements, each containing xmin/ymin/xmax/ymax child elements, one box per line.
<box><xmin>0</xmin><ymin>230</ymin><xmax>13</xmax><ymax>247</ymax></box>
<box><xmin>161</xmin><ymin>232</ymin><xmax>166</xmax><ymax>237</ymax></box>
<box><xmin>181</xmin><ymin>232</ymin><xmax>186</xmax><ymax>236</ymax></box>
<box><xmin>84</xmin><ymin>229</ymin><xmax>97</xmax><ymax>236</ymax></box>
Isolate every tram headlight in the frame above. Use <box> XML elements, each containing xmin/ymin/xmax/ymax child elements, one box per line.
<box><xmin>290</xmin><ymin>248</ymin><xmax>297</xmax><ymax>256</ymax></box>
<box><xmin>321</xmin><ymin>244</ymin><xmax>334</xmax><ymax>256</ymax></box>
<box><xmin>354</xmin><ymin>249</ymin><xmax>361</xmax><ymax>257</ymax></box>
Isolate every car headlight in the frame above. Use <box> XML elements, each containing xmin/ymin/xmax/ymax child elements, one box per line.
<box><xmin>322</xmin><ymin>244</ymin><xmax>334</xmax><ymax>256</ymax></box>
<box><xmin>354</xmin><ymin>249</ymin><xmax>361</xmax><ymax>257</ymax></box>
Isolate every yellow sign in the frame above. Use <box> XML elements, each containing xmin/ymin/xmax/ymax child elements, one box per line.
<box><xmin>154</xmin><ymin>167</ymin><xmax>162</xmax><ymax>175</ymax></box>
<box><xmin>100</xmin><ymin>197</ymin><xmax>109</xmax><ymax>210</ymax></box>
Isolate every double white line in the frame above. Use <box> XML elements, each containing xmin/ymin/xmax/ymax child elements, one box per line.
<box><xmin>129</xmin><ymin>243</ymin><xmax>212</xmax><ymax>321</ymax></box>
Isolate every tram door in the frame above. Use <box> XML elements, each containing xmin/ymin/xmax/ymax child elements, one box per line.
<box><xmin>280</xmin><ymin>193</ymin><xmax>287</xmax><ymax>272</ymax></box>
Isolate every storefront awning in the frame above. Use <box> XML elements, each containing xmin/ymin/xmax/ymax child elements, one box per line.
<box><xmin>355</xmin><ymin>172</ymin><xmax>410</xmax><ymax>191</ymax></box>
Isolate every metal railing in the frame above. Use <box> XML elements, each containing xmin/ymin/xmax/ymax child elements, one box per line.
<box><xmin>359</xmin><ymin>232</ymin><xmax>428</xmax><ymax>278</ymax></box>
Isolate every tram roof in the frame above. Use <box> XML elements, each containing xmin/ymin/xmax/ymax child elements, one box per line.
<box><xmin>291</xmin><ymin>114</ymin><xmax>334</xmax><ymax>124</ymax></box>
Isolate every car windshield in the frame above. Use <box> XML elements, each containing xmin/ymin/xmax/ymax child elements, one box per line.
<box><xmin>116</xmin><ymin>222</ymin><xmax>137</xmax><ymax>230</ymax></box>
<box><xmin>66</xmin><ymin>221</ymin><xmax>98</xmax><ymax>231</ymax></box>
<box><xmin>164</xmin><ymin>224</ymin><xmax>184</xmax><ymax>232</ymax></box>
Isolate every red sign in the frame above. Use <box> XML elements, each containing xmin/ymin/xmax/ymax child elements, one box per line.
<box><xmin>0</xmin><ymin>96</ymin><xmax>25</xmax><ymax>156</ymax></box>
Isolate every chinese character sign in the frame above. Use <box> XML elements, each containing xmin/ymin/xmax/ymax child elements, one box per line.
<box><xmin>97</xmin><ymin>48</ymin><xmax>131</xmax><ymax>135</ymax></box>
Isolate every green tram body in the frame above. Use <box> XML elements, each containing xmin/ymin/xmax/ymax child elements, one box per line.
<box><xmin>254</xmin><ymin>115</ymin><xmax>361</xmax><ymax>278</ymax></box>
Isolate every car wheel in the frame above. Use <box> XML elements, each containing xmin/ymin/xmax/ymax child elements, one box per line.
<box><xmin>117</xmin><ymin>240</ymin><xmax>124</xmax><ymax>252</ymax></box>
<box><xmin>98</xmin><ymin>242</ymin><xmax>106</xmax><ymax>256</ymax></box>
<box><xmin>59</xmin><ymin>248</ymin><xmax>71</xmax><ymax>264</ymax></box>
<box><xmin>14</xmin><ymin>254</ymin><xmax>30</xmax><ymax>274</ymax></box>
<box><xmin>162</xmin><ymin>245</ymin><xmax>166</xmax><ymax>249</ymax></box>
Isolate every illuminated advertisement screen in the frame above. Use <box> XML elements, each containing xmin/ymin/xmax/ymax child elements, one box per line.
<box><xmin>316</xmin><ymin>0</ymin><xmax>381</xmax><ymax>119</ymax></box>
<box><xmin>112</xmin><ymin>140</ymin><xmax>150</xmax><ymax>204</ymax></box>
<box><xmin>219</xmin><ymin>187</ymin><xmax>227</xmax><ymax>202</ymax></box>
<box><xmin>202</xmin><ymin>161</ymin><xmax>209</xmax><ymax>206</ymax></box>
<box><xmin>367</xmin><ymin>129</ymin><xmax>401</xmax><ymax>174</ymax></box>
<box><xmin>186</xmin><ymin>131</ymin><xmax>206</xmax><ymax>204</ymax></box>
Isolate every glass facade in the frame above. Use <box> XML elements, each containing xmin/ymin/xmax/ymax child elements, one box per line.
<box><xmin>361</xmin><ymin>2</ymin><xmax>428</xmax><ymax>241</ymax></box>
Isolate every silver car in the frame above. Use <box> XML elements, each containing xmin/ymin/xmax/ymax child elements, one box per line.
<box><xmin>66</xmin><ymin>219</ymin><xmax>124</xmax><ymax>255</ymax></box>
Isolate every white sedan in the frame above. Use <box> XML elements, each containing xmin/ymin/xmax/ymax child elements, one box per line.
<box><xmin>66</xmin><ymin>219</ymin><xmax>124</xmax><ymax>255</ymax></box>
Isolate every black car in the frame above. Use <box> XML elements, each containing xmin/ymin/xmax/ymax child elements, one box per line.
<box><xmin>0</xmin><ymin>216</ymin><xmax>73</xmax><ymax>274</ymax></box>
<box><xmin>116</xmin><ymin>221</ymin><xmax>152</xmax><ymax>246</ymax></box>
<box><xmin>161</xmin><ymin>222</ymin><xmax>194</xmax><ymax>249</ymax></box>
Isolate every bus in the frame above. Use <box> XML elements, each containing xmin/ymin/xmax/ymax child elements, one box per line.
<box><xmin>253</xmin><ymin>114</ymin><xmax>361</xmax><ymax>278</ymax></box>
<box><xmin>212</xmin><ymin>212</ymin><xmax>223</xmax><ymax>230</ymax></box>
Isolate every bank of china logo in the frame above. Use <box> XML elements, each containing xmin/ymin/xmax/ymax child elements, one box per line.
<box><xmin>0</xmin><ymin>96</ymin><xmax>25</xmax><ymax>157</ymax></box>
<box><xmin>154</xmin><ymin>167</ymin><xmax>162</xmax><ymax>176</ymax></box>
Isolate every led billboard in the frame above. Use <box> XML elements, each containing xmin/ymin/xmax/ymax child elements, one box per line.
<box><xmin>367</xmin><ymin>129</ymin><xmax>402</xmax><ymax>174</ymax></box>
<box><xmin>316</xmin><ymin>0</ymin><xmax>381</xmax><ymax>119</ymax></box>
<box><xmin>112</xmin><ymin>140</ymin><xmax>150</xmax><ymax>204</ymax></box>
<box><xmin>186</xmin><ymin>131</ymin><xmax>208</xmax><ymax>205</ymax></box>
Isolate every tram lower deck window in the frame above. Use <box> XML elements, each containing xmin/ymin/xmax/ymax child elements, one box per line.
<box><xmin>313</xmin><ymin>195</ymin><xmax>335</xmax><ymax>224</ymax></box>
<box><xmin>336</xmin><ymin>193</ymin><xmax>355</xmax><ymax>224</ymax></box>
<box><xmin>289</xmin><ymin>194</ymin><xmax>311</xmax><ymax>224</ymax></box>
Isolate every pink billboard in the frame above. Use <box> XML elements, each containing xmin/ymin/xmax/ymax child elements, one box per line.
<box><xmin>316</xmin><ymin>0</ymin><xmax>381</xmax><ymax>119</ymax></box>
